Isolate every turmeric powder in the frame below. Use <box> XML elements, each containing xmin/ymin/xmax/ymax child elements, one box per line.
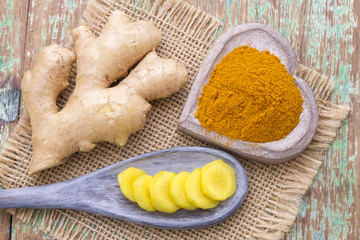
<box><xmin>195</xmin><ymin>45</ymin><xmax>303</xmax><ymax>143</ymax></box>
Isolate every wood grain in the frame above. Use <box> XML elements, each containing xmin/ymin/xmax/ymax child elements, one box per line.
<box><xmin>0</xmin><ymin>0</ymin><xmax>28</xmax><ymax>150</ymax></box>
<box><xmin>251</xmin><ymin>1</ymin><xmax>359</xmax><ymax>239</ymax></box>
<box><xmin>179</xmin><ymin>1</ymin><xmax>359</xmax><ymax>239</ymax></box>
<box><xmin>0</xmin><ymin>0</ymin><xmax>87</xmax><ymax>239</ymax></box>
<box><xmin>12</xmin><ymin>218</ymin><xmax>46</xmax><ymax>240</ymax></box>
<box><xmin>0</xmin><ymin>0</ymin><xmax>29</xmax><ymax>239</ymax></box>
<box><xmin>0</xmin><ymin>0</ymin><xmax>358</xmax><ymax>239</ymax></box>
<box><xmin>24</xmin><ymin>0</ymin><xmax>87</xmax><ymax>70</ymax></box>
<box><xmin>0</xmin><ymin>211</ymin><xmax>10</xmax><ymax>240</ymax></box>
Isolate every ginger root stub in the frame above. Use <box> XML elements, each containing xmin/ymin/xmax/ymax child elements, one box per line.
<box><xmin>117</xmin><ymin>160</ymin><xmax>237</xmax><ymax>213</ymax></box>
<box><xmin>22</xmin><ymin>11</ymin><xmax>188</xmax><ymax>175</ymax></box>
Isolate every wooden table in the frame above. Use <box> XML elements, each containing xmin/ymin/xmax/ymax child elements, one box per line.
<box><xmin>0</xmin><ymin>0</ymin><xmax>358</xmax><ymax>239</ymax></box>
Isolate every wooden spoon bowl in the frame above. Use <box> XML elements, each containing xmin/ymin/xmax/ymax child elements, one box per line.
<box><xmin>179</xmin><ymin>23</ymin><xmax>318</xmax><ymax>164</ymax></box>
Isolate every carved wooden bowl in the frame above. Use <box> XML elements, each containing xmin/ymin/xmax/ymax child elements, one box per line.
<box><xmin>179</xmin><ymin>23</ymin><xmax>318</xmax><ymax>164</ymax></box>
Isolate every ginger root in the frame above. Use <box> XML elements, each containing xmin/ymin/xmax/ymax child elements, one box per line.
<box><xmin>22</xmin><ymin>11</ymin><xmax>188</xmax><ymax>175</ymax></box>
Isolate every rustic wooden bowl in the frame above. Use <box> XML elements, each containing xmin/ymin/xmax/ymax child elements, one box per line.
<box><xmin>178</xmin><ymin>23</ymin><xmax>318</xmax><ymax>164</ymax></box>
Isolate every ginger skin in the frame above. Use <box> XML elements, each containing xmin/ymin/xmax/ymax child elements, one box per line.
<box><xmin>22</xmin><ymin>11</ymin><xmax>188</xmax><ymax>175</ymax></box>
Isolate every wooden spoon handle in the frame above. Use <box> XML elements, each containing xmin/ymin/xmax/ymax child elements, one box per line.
<box><xmin>0</xmin><ymin>183</ymin><xmax>74</xmax><ymax>209</ymax></box>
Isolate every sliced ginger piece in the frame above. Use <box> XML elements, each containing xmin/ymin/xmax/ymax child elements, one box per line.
<box><xmin>201</xmin><ymin>159</ymin><xmax>237</xmax><ymax>201</ymax></box>
<box><xmin>118</xmin><ymin>167</ymin><xmax>146</xmax><ymax>202</ymax></box>
<box><xmin>169</xmin><ymin>171</ymin><xmax>196</xmax><ymax>210</ymax></box>
<box><xmin>149</xmin><ymin>171</ymin><xmax>180</xmax><ymax>213</ymax></box>
<box><xmin>133</xmin><ymin>174</ymin><xmax>156</xmax><ymax>212</ymax></box>
<box><xmin>185</xmin><ymin>168</ymin><xmax>219</xmax><ymax>209</ymax></box>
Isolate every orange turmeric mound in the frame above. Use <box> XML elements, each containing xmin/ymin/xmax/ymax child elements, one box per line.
<box><xmin>195</xmin><ymin>45</ymin><xmax>303</xmax><ymax>143</ymax></box>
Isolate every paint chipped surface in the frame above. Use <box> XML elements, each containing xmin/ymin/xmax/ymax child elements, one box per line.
<box><xmin>176</xmin><ymin>0</ymin><xmax>358</xmax><ymax>239</ymax></box>
<box><xmin>0</xmin><ymin>0</ymin><xmax>87</xmax><ymax>238</ymax></box>
<box><xmin>0</xmin><ymin>84</ymin><xmax>20</xmax><ymax>122</ymax></box>
<box><xmin>0</xmin><ymin>0</ymin><xmax>358</xmax><ymax>239</ymax></box>
<box><xmin>194</xmin><ymin>0</ymin><xmax>357</xmax><ymax>239</ymax></box>
<box><xmin>0</xmin><ymin>0</ymin><xmax>23</xmax><ymax>152</ymax></box>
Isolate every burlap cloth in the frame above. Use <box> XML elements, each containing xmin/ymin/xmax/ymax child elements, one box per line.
<box><xmin>0</xmin><ymin>0</ymin><xmax>350</xmax><ymax>239</ymax></box>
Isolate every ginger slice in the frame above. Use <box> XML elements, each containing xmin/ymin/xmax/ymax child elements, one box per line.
<box><xmin>117</xmin><ymin>167</ymin><xmax>146</xmax><ymax>202</ymax></box>
<box><xmin>169</xmin><ymin>171</ymin><xmax>196</xmax><ymax>210</ymax></box>
<box><xmin>184</xmin><ymin>168</ymin><xmax>219</xmax><ymax>209</ymax></box>
<box><xmin>133</xmin><ymin>174</ymin><xmax>156</xmax><ymax>212</ymax></box>
<box><xmin>149</xmin><ymin>171</ymin><xmax>180</xmax><ymax>213</ymax></box>
<box><xmin>201</xmin><ymin>160</ymin><xmax>237</xmax><ymax>201</ymax></box>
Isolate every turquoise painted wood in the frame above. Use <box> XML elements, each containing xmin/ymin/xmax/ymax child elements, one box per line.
<box><xmin>0</xmin><ymin>0</ymin><xmax>28</xmax><ymax>239</ymax></box>
<box><xmin>0</xmin><ymin>0</ymin><xmax>358</xmax><ymax>239</ymax></box>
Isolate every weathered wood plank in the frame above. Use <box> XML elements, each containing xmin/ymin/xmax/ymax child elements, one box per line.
<box><xmin>0</xmin><ymin>0</ymin><xmax>30</xmax><ymax>239</ymax></box>
<box><xmin>186</xmin><ymin>0</ymin><xmax>259</xmax><ymax>29</ymax></box>
<box><xmin>0</xmin><ymin>0</ymin><xmax>28</xmax><ymax>80</ymax></box>
<box><xmin>349</xmin><ymin>2</ymin><xmax>360</xmax><ymax>238</ymax></box>
<box><xmin>9</xmin><ymin>0</ymin><xmax>87</xmax><ymax>239</ymax></box>
<box><xmin>1</xmin><ymin>0</ymin><xmax>358</xmax><ymax>239</ymax></box>
<box><xmin>0</xmin><ymin>0</ymin><xmax>28</xmax><ymax>150</ymax></box>
<box><xmin>249</xmin><ymin>0</ymin><xmax>358</xmax><ymax>239</ymax></box>
<box><xmin>187</xmin><ymin>0</ymin><xmax>358</xmax><ymax>239</ymax></box>
<box><xmin>23</xmin><ymin>0</ymin><xmax>87</xmax><ymax>70</ymax></box>
<box><xmin>12</xmin><ymin>218</ymin><xmax>45</xmax><ymax>240</ymax></box>
<box><xmin>0</xmin><ymin>210</ymin><xmax>11</xmax><ymax>240</ymax></box>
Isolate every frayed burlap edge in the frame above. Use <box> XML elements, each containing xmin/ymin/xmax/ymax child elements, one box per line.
<box><xmin>0</xmin><ymin>0</ymin><xmax>350</xmax><ymax>239</ymax></box>
<box><xmin>81</xmin><ymin>0</ymin><xmax>221</xmax><ymax>43</ymax></box>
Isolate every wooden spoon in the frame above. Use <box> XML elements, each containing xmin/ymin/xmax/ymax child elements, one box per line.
<box><xmin>0</xmin><ymin>147</ymin><xmax>248</xmax><ymax>229</ymax></box>
<box><xmin>179</xmin><ymin>23</ymin><xmax>318</xmax><ymax>164</ymax></box>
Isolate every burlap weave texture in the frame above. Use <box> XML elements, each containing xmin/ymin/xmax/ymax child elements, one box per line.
<box><xmin>0</xmin><ymin>0</ymin><xmax>349</xmax><ymax>239</ymax></box>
